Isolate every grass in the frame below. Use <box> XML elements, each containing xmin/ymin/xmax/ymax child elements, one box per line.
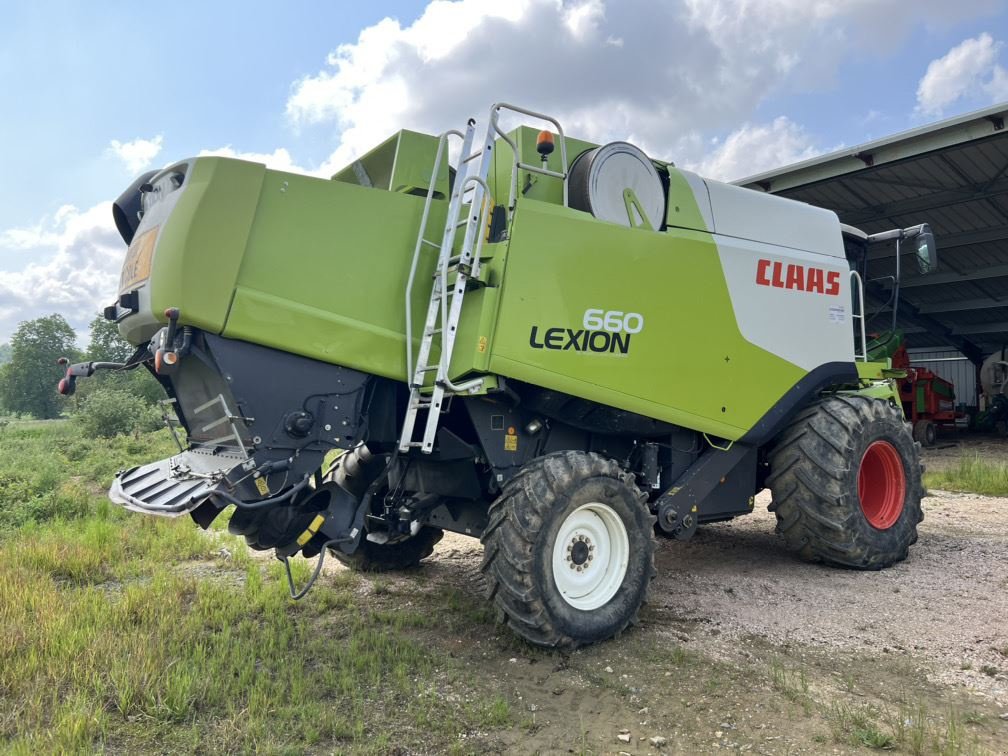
<box><xmin>827</xmin><ymin>700</ymin><xmax>986</xmax><ymax>755</ymax></box>
<box><xmin>923</xmin><ymin>453</ymin><xmax>1008</xmax><ymax>496</ymax></box>
<box><xmin>0</xmin><ymin>420</ymin><xmax>510</xmax><ymax>753</ymax></box>
<box><xmin>770</xmin><ymin>662</ymin><xmax>812</xmax><ymax>713</ymax></box>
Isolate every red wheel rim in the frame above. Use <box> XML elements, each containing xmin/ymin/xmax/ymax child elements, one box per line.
<box><xmin>857</xmin><ymin>441</ymin><xmax>906</xmax><ymax>530</ymax></box>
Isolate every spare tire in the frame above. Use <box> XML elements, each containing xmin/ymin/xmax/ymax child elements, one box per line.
<box><xmin>568</xmin><ymin>142</ymin><xmax>665</xmax><ymax>230</ymax></box>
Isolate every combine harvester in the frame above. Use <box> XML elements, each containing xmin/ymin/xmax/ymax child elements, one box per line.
<box><xmin>60</xmin><ymin>104</ymin><xmax>938</xmax><ymax>649</ymax></box>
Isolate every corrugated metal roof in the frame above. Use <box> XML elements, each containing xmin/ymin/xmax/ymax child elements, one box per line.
<box><xmin>737</xmin><ymin>103</ymin><xmax>1008</xmax><ymax>359</ymax></box>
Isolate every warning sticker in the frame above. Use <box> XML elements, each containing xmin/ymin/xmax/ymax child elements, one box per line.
<box><xmin>828</xmin><ymin>305</ymin><xmax>846</xmax><ymax>323</ymax></box>
<box><xmin>504</xmin><ymin>428</ymin><xmax>518</xmax><ymax>451</ymax></box>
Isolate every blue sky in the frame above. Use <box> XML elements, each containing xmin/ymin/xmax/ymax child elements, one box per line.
<box><xmin>1</xmin><ymin>0</ymin><xmax>1007</xmax><ymax>344</ymax></box>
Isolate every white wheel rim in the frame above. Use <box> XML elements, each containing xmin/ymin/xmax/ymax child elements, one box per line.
<box><xmin>551</xmin><ymin>502</ymin><xmax>629</xmax><ymax>610</ymax></box>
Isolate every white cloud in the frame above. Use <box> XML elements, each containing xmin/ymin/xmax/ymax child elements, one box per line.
<box><xmin>107</xmin><ymin>135</ymin><xmax>164</xmax><ymax>174</ymax></box>
<box><xmin>691</xmin><ymin>117</ymin><xmax>823</xmax><ymax>182</ymax></box>
<box><xmin>287</xmin><ymin>0</ymin><xmax>997</xmax><ymax>172</ymax></box>
<box><xmin>0</xmin><ymin>203</ymin><xmax>123</xmax><ymax>341</ymax></box>
<box><xmin>916</xmin><ymin>33</ymin><xmax>1008</xmax><ymax>115</ymax></box>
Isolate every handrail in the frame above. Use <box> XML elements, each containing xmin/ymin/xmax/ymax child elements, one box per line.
<box><xmin>404</xmin><ymin>127</ymin><xmax>466</xmax><ymax>382</ymax></box>
<box><xmin>436</xmin><ymin>174</ymin><xmax>493</xmax><ymax>391</ymax></box>
<box><xmin>850</xmin><ymin>270</ymin><xmax>868</xmax><ymax>362</ymax></box>
<box><xmin>489</xmin><ymin>102</ymin><xmax>568</xmax><ymax>211</ymax></box>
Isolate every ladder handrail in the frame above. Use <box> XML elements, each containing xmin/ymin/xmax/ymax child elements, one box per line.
<box><xmin>850</xmin><ymin>269</ymin><xmax>868</xmax><ymax>362</ymax></box>
<box><xmin>404</xmin><ymin>126</ymin><xmax>468</xmax><ymax>382</ymax></box>
<box><xmin>436</xmin><ymin>174</ymin><xmax>493</xmax><ymax>391</ymax></box>
<box><xmin>489</xmin><ymin>102</ymin><xmax>569</xmax><ymax>211</ymax></box>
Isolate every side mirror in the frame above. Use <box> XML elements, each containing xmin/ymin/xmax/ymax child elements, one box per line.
<box><xmin>910</xmin><ymin>224</ymin><xmax>937</xmax><ymax>274</ymax></box>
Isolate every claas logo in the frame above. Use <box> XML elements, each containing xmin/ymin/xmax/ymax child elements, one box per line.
<box><xmin>756</xmin><ymin>259</ymin><xmax>841</xmax><ymax>296</ymax></box>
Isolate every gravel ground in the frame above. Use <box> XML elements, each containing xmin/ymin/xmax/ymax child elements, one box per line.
<box><xmin>649</xmin><ymin>489</ymin><xmax>1008</xmax><ymax>707</ymax></box>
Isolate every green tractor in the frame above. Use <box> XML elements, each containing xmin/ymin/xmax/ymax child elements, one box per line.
<box><xmin>60</xmin><ymin>103</ymin><xmax>937</xmax><ymax>649</ymax></box>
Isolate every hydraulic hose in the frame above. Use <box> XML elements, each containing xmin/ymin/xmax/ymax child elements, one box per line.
<box><xmin>212</xmin><ymin>473</ymin><xmax>311</xmax><ymax>510</ymax></box>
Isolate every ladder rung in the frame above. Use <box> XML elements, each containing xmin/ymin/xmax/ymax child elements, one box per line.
<box><xmin>421</xmin><ymin>239</ymin><xmax>439</xmax><ymax>248</ymax></box>
<box><xmin>462</xmin><ymin>150</ymin><xmax>484</xmax><ymax>163</ymax></box>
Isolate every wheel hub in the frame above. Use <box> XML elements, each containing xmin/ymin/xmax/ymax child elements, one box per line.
<box><xmin>567</xmin><ymin>536</ymin><xmax>593</xmax><ymax>568</ymax></box>
<box><xmin>551</xmin><ymin>502</ymin><xmax>630</xmax><ymax>610</ymax></box>
<box><xmin>857</xmin><ymin>440</ymin><xmax>906</xmax><ymax>530</ymax></box>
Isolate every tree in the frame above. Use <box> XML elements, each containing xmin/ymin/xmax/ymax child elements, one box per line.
<box><xmin>0</xmin><ymin>314</ymin><xmax>79</xmax><ymax>419</ymax></box>
<box><xmin>86</xmin><ymin>315</ymin><xmax>134</xmax><ymax>363</ymax></box>
<box><xmin>0</xmin><ymin>343</ymin><xmax>11</xmax><ymax>365</ymax></box>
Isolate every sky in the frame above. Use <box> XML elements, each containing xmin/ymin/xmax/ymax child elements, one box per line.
<box><xmin>1</xmin><ymin>0</ymin><xmax>1008</xmax><ymax>345</ymax></box>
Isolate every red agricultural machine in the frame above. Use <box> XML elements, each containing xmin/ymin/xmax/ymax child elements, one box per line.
<box><xmin>891</xmin><ymin>345</ymin><xmax>963</xmax><ymax>446</ymax></box>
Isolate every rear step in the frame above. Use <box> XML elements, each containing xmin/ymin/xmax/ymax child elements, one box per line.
<box><xmin>110</xmin><ymin>448</ymin><xmax>247</xmax><ymax>517</ymax></box>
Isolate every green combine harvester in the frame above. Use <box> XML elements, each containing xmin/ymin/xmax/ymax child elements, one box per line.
<box><xmin>60</xmin><ymin>103</ymin><xmax>938</xmax><ymax>649</ymax></box>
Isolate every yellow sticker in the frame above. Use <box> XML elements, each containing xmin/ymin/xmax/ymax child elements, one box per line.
<box><xmin>504</xmin><ymin>430</ymin><xmax>517</xmax><ymax>451</ymax></box>
<box><xmin>119</xmin><ymin>226</ymin><xmax>158</xmax><ymax>292</ymax></box>
<box><xmin>478</xmin><ymin>336</ymin><xmax>488</xmax><ymax>353</ymax></box>
<box><xmin>254</xmin><ymin>477</ymin><xmax>270</xmax><ymax>496</ymax></box>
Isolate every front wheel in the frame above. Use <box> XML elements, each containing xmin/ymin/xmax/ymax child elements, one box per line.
<box><xmin>767</xmin><ymin>395</ymin><xmax>923</xmax><ymax>570</ymax></box>
<box><xmin>480</xmin><ymin>451</ymin><xmax>656</xmax><ymax>651</ymax></box>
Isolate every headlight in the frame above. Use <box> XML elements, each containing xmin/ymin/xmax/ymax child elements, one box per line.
<box><xmin>140</xmin><ymin>169</ymin><xmax>186</xmax><ymax>214</ymax></box>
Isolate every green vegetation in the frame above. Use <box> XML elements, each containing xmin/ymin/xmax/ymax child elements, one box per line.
<box><xmin>924</xmin><ymin>454</ymin><xmax>1008</xmax><ymax>496</ymax></box>
<box><xmin>0</xmin><ymin>421</ymin><xmax>510</xmax><ymax>753</ymax></box>
<box><xmin>827</xmin><ymin>700</ymin><xmax>984</xmax><ymax>754</ymax></box>
<box><xmin>0</xmin><ymin>314</ymin><xmax>77</xmax><ymax>418</ymax></box>
<box><xmin>76</xmin><ymin>387</ymin><xmax>161</xmax><ymax>439</ymax></box>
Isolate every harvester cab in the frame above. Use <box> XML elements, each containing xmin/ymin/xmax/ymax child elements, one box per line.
<box><xmin>60</xmin><ymin>102</ymin><xmax>932</xmax><ymax>649</ymax></box>
<box><xmin>841</xmin><ymin>222</ymin><xmax>938</xmax><ymax>360</ymax></box>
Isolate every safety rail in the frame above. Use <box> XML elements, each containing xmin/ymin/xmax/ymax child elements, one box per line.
<box><xmin>404</xmin><ymin>126</ymin><xmax>468</xmax><ymax>381</ymax></box>
<box><xmin>850</xmin><ymin>270</ymin><xmax>868</xmax><ymax>362</ymax></box>
<box><xmin>489</xmin><ymin>102</ymin><xmax>569</xmax><ymax>211</ymax></box>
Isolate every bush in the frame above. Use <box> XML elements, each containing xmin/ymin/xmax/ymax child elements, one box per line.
<box><xmin>76</xmin><ymin>388</ymin><xmax>162</xmax><ymax>439</ymax></box>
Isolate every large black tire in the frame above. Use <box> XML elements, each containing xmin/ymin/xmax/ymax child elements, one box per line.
<box><xmin>330</xmin><ymin>526</ymin><xmax>444</xmax><ymax>572</ymax></box>
<box><xmin>913</xmin><ymin>419</ymin><xmax>936</xmax><ymax>446</ymax></box>
<box><xmin>480</xmin><ymin>451</ymin><xmax>656</xmax><ymax>651</ymax></box>
<box><xmin>326</xmin><ymin>444</ymin><xmax>444</xmax><ymax>573</ymax></box>
<box><xmin>767</xmin><ymin>395</ymin><xmax>923</xmax><ymax>570</ymax></box>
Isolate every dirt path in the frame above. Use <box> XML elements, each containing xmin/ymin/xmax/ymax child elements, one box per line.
<box><xmin>351</xmin><ymin>489</ymin><xmax>1008</xmax><ymax>754</ymax></box>
<box><xmin>240</xmin><ymin>486</ymin><xmax>1008</xmax><ymax>752</ymax></box>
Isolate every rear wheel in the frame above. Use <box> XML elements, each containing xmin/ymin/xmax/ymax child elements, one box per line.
<box><xmin>331</xmin><ymin>527</ymin><xmax>444</xmax><ymax>573</ymax></box>
<box><xmin>913</xmin><ymin>419</ymin><xmax>936</xmax><ymax>446</ymax></box>
<box><xmin>767</xmin><ymin>395</ymin><xmax>923</xmax><ymax>570</ymax></box>
<box><xmin>480</xmin><ymin>451</ymin><xmax>655</xmax><ymax>650</ymax></box>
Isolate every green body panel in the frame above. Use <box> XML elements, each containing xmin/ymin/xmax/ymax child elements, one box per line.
<box><xmin>222</xmin><ymin>169</ymin><xmax>448</xmax><ymax>380</ymax></box>
<box><xmin>489</xmin><ymin>127</ymin><xmax>596</xmax><ymax>208</ymax></box>
<box><xmin>486</xmin><ymin>199</ymin><xmax>803</xmax><ymax>439</ymax></box>
<box><xmin>842</xmin><ymin>380</ymin><xmax>902</xmax><ymax>408</ymax></box>
<box><xmin>133</xmin><ymin>125</ymin><xmax>863</xmax><ymax>441</ymax></box>
<box><xmin>665</xmin><ymin>169</ymin><xmax>709</xmax><ymax>231</ymax></box>
<box><xmin>145</xmin><ymin>157</ymin><xmax>449</xmax><ymax>382</ymax></box>
<box><xmin>148</xmin><ymin>158</ymin><xmax>265</xmax><ymax>332</ymax></box>
<box><xmin>331</xmin><ymin>129</ymin><xmax>452</xmax><ymax>198</ymax></box>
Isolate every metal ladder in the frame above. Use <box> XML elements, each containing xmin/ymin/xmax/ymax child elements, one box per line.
<box><xmin>399</xmin><ymin>118</ymin><xmax>496</xmax><ymax>453</ymax></box>
<box><xmin>399</xmin><ymin>104</ymin><xmax>569</xmax><ymax>454</ymax></box>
